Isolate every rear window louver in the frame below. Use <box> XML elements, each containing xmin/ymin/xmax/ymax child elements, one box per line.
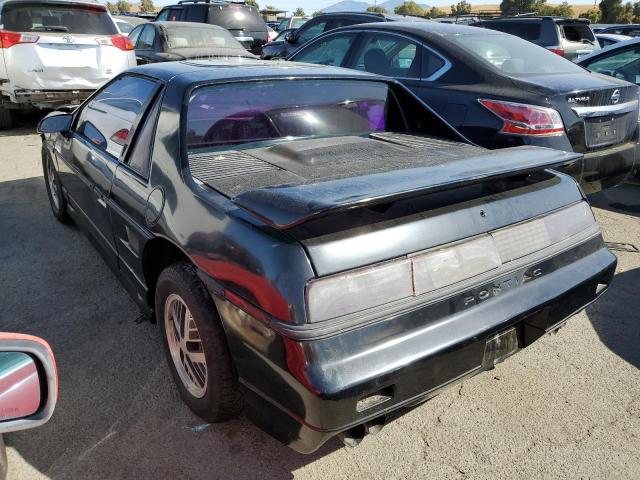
<box><xmin>189</xmin><ymin>150</ymin><xmax>280</xmax><ymax>183</ymax></box>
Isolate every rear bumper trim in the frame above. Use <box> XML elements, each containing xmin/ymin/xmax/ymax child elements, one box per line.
<box><xmin>571</xmin><ymin>99</ymin><xmax>638</xmax><ymax>118</ymax></box>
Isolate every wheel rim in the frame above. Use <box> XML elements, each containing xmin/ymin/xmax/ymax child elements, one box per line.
<box><xmin>47</xmin><ymin>158</ymin><xmax>59</xmax><ymax>210</ymax></box>
<box><xmin>164</xmin><ymin>293</ymin><xmax>208</xmax><ymax>398</ymax></box>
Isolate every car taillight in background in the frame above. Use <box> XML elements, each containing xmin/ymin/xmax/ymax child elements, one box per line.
<box><xmin>546</xmin><ymin>46</ymin><xmax>565</xmax><ymax>57</ymax></box>
<box><xmin>306</xmin><ymin>202</ymin><xmax>596</xmax><ymax>323</ymax></box>
<box><xmin>96</xmin><ymin>34</ymin><xmax>134</xmax><ymax>51</ymax></box>
<box><xmin>0</xmin><ymin>31</ymin><xmax>39</xmax><ymax>48</ymax></box>
<box><xmin>479</xmin><ymin>99</ymin><xmax>565</xmax><ymax>136</ymax></box>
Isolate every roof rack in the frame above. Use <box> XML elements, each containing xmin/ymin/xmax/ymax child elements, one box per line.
<box><xmin>177</xmin><ymin>0</ymin><xmax>247</xmax><ymax>5</ymax></box>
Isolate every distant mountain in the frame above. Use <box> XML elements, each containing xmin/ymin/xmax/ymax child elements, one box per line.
<box><xmin>321</xmin><ymin>0</ymin><xmax>430</xmax><ymax>13</ymax></box>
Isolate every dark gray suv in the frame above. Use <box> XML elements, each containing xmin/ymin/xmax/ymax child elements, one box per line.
<box><xmin>474</xmin><ymin>16</ymin><xmax>600</xmax><ymax>61</ymax></box>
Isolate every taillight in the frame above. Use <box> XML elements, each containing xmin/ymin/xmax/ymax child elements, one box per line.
<box><xmin>96</xmin><ymin>34</ymin><xmax>134</xmax><ymax>51</ymax></box>
<box><xmin>546</xmin><ymin>46</ymin><xmax>565</xmax><ymax>57</ymax></box>
<box><xmin>479</xmin><ymin>99</ymin><xmax>565</xmax><ymax>136</ymax></box>
<box><xmin>0</xmin><ymin>30</ymin><xmax>38</xmax><ymax>48</ymax></box>
<box><xmin>306</xmin><ymin>202</ymin><xmax>595</xmax><ymax>323</ymax></box>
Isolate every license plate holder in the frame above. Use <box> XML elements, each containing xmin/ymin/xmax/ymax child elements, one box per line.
<box><xmin>585</xmin><ymin>115</ymin><xmax>628</xmax><ymax>148</ymax></box>
<box><xmin>482</xmin><ymin>327</ymin><xmax>519</xmax><ymax>369</ymax></box>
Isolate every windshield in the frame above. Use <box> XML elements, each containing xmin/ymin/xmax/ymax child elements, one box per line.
<box><xmin>1</xmin><ymin>3</ymin><xmax>117</xmax><ymax>34</ymax></box>
<box><xmin>186</xmin><ymin>80</ymin><xmax>390</xmax><ymax>149</ymax></box>
<box><xmin>450</xmin><ymin>33</ymin><xmax>586</xmax><ymax>76</ymax></box>
<box><xmin>291</xmin><ymin>17</ymin><xmax>307</xmax><ymax>28</ymax></box>
<box><xmin>165</xmin><ymin>26</ymin><xmax>243</xmax><ymax>49</ymax></box>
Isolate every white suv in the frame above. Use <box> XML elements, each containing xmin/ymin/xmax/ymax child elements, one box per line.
<box><xmin>0</xmin><ymin>0</ymin><xmax>136</xmax><ymax>129</ymax></box>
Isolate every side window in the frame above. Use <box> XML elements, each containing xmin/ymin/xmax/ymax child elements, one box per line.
<box><xmin>185</xmin><ymin>5</ymin><xmax>207</xmax><ymax>22</ymax></box>
<box><xmin>76</xmin><ymin>76</ymin><xmax>158</xmax><ymax>159</ymax></box>
<box><xmin>297</xmin><ymin>20</ymin><xmax>328</xmax><ymax>44</ymax></box>
<box><xmin>352</xmin><ymin>33</ymin><xmax>422</xmax><ymax>78</ymax></box>
<box><xmin>585</xmin><ymin>47</ymin><xmax>640</xmax><ymax>84</ymax></box>
<box><xmin>294</xmin><ymin>33</ymin><xmax>357</xmax><ymax>66</ymax></box>
<box><xmin>168</xmin><ymin>8</ymin><xmax>183</xmax><ymax>21</ymax></box>
<box><xmin>423</xmin><ymin>47</ymin><xmax>446</xmax><ymax>78</ymax></box>
<box><xmin>127</xmin><ymin>94</ymin><xmax>161</xmax><ymax>177</ymax></box>
<box><xmin>129</xmin><ymin>25</ymin><xmax>143</xmax><ymax>46</ymax></box>
<box><xmin>155</xmin><ymin>9</ymin><xmax>170</xmax><ymax>21</ymax></box>
<box><xmin>136</xmin><ymin>25</ymin><xmax>155</xmax><ymax>49</ymax></box>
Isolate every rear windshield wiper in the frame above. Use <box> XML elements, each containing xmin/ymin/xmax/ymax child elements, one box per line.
<box><xmin>31</xmin><ymin>26</ymin><xmax>69</xmax><ymax>32</ymax></box>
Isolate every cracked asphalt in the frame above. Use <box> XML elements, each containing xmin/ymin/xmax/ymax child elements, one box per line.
<box><xmin>0</xmin><ymin>118</ymin><xmax>639</xmax><ymax>479</ymax></box>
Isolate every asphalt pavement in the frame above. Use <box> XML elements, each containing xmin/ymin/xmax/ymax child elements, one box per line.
<box><xmin>0</xmin><ymin>119</ymin><xmax>638</xmax><ymax>479</ymax></box>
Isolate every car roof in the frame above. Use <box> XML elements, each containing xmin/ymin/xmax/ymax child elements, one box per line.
<box><xmin>154</xmin><ymin>21</ymin><xmax>227</xmax><ymax>30</ymax></box>
<box><xmin>595</xmin><ymin>33</ymin><xmax>631</xmax><ymax>41</ymax></box>
<box><xmin>0</xmin><ymin>0</ymin><xmax>107</xmax><ymax>7</ymax></box>
<box><xmin>328</xmin><ymin>21</ymin><xmax>506</xmax><ymax>38</ymax></box>
<box><xmin>130</xmin><ymin>59</ymin><xmax>380</xmax><ymax>83</ymax></box>
<box><xmin>577</xmin><ymin>36</ymin><xmax>640</xmax><ymax>64</ymax></box>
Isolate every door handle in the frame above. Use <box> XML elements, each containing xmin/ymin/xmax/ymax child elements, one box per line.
<box><xmin>96</xmin><ymin>195</ymin><xmax>107</xmax><ymax>209</ymax></box>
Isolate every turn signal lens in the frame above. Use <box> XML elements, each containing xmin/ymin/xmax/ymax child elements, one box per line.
<box><xmin>0</xmin><ymin>30</ymin><xmax>39</xmax><ymax>48</ymax></box>
<box><xmin>479</xmin><ymin>99</ymin><xmax>565</xmax><ymax>136</ymax></box>
<box><xmin>306</xmin><ymin>202</ymin><xmax>596</xmax><ymax>323</ymax></box>
<box><xmin>96</xmin><ymin>34</ymin><xmax>133</xmax><ymax>51</ymax></box>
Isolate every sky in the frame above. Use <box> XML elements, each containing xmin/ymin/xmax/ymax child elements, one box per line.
<box><xmin>152</xmin><ymin>0</ymin><xmax>597</xmax><ymax>16</ymax></box>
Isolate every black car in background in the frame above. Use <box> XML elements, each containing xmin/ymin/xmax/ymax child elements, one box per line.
<box><xmin>155</xmin><ymin>0</ymin><xmax>268</xmax><ymax>54</ymax></box>
<box><xmin>598</xmin><ymin>24</ymin><xmax>640</xmax><ymax>38</ymax></box>
<box><xmin>473</xmin><ymin>16</ymin><xmax>599</xmax><ymax>61</ymax></box>
<box><xmin>260</xmin><ymin>11</ymin><xmax>426</xmax><ymax>59</ymax></box>
<box><xmin>290</xmin><ymin>22</ymin><xmax>638</xmax><ymax>193</ymax></box>
<box><xmin>38</xmin><ymin>60</ymin><xmax>615</xmax><ymax>453</ymax></box>
<box><xmin>577</xmin><ymin>37</ymin><xmax>640</xmax><ymax>85</ymax></box>
<box><xmin>128</xmin><ymin>22</ymin><xmax>257</xmax><ymax>64</ymax></box>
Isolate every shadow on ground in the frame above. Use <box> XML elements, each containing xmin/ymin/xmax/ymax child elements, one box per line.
<box><xmin>0</xmin><ymin>176</ymin><xmax>339</xmax><ymax>479</ymax></box>
<box><xmin>589</xmin><ymin>179</ymin><xmax>640</xmax><ymax>219</ymax></box>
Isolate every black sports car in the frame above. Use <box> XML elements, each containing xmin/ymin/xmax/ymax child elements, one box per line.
<box><xmin>289</xmin><ymin>22</ymin><xmax>639</xmax><ymax>193</ymax></box>
<box><xmin>38</xmin><ymin>60</ymin><xmax>615</xmax><ymax>453</ymax></box>
<box><xmin>128</xmin><ymin>21</ymin><xmax>257</xmax><ymax>64</ymax></box>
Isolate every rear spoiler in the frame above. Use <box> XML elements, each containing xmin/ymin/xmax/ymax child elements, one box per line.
<box><xmin>233</xmin><ymin>146</ymin><xmax>581</xmax><ymax>230</ymax></box>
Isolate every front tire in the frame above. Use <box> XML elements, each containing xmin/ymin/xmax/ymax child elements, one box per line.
<box><xmin>42</xmin><ymin>151</ymin><xmax>70</xmax><ymax>223</ymax></box>
<box><xmin>156</xmin><ymin>262</ymin><xmax>242</xmax><ymax>422</ymax></box>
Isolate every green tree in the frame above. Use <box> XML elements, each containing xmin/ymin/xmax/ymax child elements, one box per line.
<box><xmin>367</xmin><ymin>5</ymin><xmax>387</xmax><ymax>13</ymax></box>
<box><xmin>427</xmin><ymin>6</ymin><xmax>447</xmax><ymax>17</ymax></box>
<box><xmin>600</xmin><ymin>0</ymin><xmax>625</xmax><ymax>22</ymax></box>
<box><xmin>537</xmin><ymin>1</ymin><xmax>573</xmax><ymax>16</ymax></box>
<box><xmin>139</xmin><ymin>0</ymin><xmax>155</xmax><ymax>14</ymax></box>
<box><xmin>106</xmin><ymin>2</ymin><xmax>118</xmax><ymax>14</ymax></box>
<box><xmin>312</xmin><ymin>10</ymin><xmax>323</xmax><ymax>17</ymax></box>
<box><xmin>293</xmin><ymin>7</ymin><xmax>306</xmax><ymax>16</ymax></box>
<box><xmin>245</xmin><ymin>0</ymin><xmax>259</xmax><ymax>8</ymax></box>
<box><xmin>451</xmin><ymin>0</ymin><xmax>472</xmax><ymax>15</ymax></box>
<box><xmin>115</xmin><ymin>0</ymin><xmax>131</xmax><ymax>13</ymax></box>
<box><xmin>579</xmin><ymin>7</ymin><xmax>601</xmax><ymax>22</ymax></box>
<box><xmin>499</xmin><ymin>0</ymin><xmax>539</xmax><ymax>14</ymax></box>
<box><xmin>394</xmin><ymin>1</ymin><xmax>425</xmax><ymax>16</ymax></box>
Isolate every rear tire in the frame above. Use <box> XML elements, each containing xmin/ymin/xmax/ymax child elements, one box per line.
<box><xmin>156</xmin><ymin>262</ymin><xmax>242</xmax><ymax>422</ymax></box>
<box><xmin>0</xmin><ymin>108</ymin><xmax>13</xmax><ymax>130</ymax></box>
<box><xmin>42</xmin><ymin>151</ymin><xmax>70</xmax><ymax>224</ymax></box>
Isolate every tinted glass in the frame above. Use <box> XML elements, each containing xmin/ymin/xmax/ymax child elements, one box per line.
<box><xmin>423</xmin><ymin>47</ymin><xmax>445</xmax><ymax>77</ymax></box>
<box><xmin>129</xmin><ymin>24</ymin><xmax>143</xmax><ymax>45</ymax></box>
<box><xmin>136</xmin><ymin>25</ymin><xmax>155</xmax><ymax>49</ymax></box>
<box><xmin>291</xmin><ymin>17</ymin><xmax>307</xmax><ymax>28</ymax></box>
<box><xmin>209</xmin><ymin>5</ymin><xmax>266</xmax><ymax>31</ymax></box>
<box><xmin>277</xmin><ymin>18</ymin><xmax>289</xmax><ymax>31</ymax></box>
<box><xmin>353</xmin><ymin>33</ymin><xmax>422</xmax><ymax>78</ymax></box>
<box><xmin>127</xmin><ymin>95</ymin><xmax>161</xmax><ymax>177</ymax></box>
<box><xmin>1</xmin><ymin>3</ymin><xmax>117</xmax><ymax>34</ymax></box>
<box><xmin>117</xmin><ymin>20</ymin><xmax>134</xmax><ymax>34</ymax></box>
<box><xmin>450</xmin><ymin>34</ymin><xmax>585</xmax><ymax>76</ymax></box>
<box><xmin>562</xmin><ymin>24</ymin><xmax>595</xmax><ymax>43</ymax></box>
<box><xmin>186</xmin><ymin>80</ymin><xmax>390</xmax><ymax>149</ymax></box>
<box><xmin>586</xmin><ymin>47</ymin><xmax>640</xmax><ymax>84</ymax></box>
<box><xmin>185</xmin><ymin>5</ymin><xmax>207</xmax><ymax>22</ymax></box>
<box><xmin>167</xmin><ymin>8</ymin><xmax>183</xmax><ymax>21</ymax></box>
<box><xmin>293</xmin><ymin>33</ymin><xmax>357</xmax><ymax>66</ymax></box>
<box><xmin>298</xmin><ymin>20</ymin><xmax>328</xmax><ymax>43</ymax></box>
<box><xmin>77</xmin><ymin>76</ymin><xmax>157</xmax><ymax>158</ymax></box>
<box><xmin>164</xmin><ymin>25</ymin><xmax>243</xmax><ymax>49</ymax></box>
<box><xmin>598</xmin><ymin>38</ymin><xmax>615</xmax><ymax>47</ymax></box>
<box><xmin>156</xmin><ymin>9</ymin><xmax>170</xmax><ymax>21</ymax></box>
<box><xmin>480</xmin><ymin>21</ymin><xmax>541</xmax><ymax>41</ymax></box>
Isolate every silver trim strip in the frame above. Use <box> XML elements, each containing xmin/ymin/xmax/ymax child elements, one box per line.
<box><xmin>571</xmin><ymin>99</ymin><xmax>638</xmax><ymax>118</ymax></box>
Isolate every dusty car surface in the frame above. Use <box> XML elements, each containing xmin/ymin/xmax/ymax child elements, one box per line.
<box><xmin>38</xmin><ymin>60</ymin><xmax>616</xmax><ymax>453</ymax></box>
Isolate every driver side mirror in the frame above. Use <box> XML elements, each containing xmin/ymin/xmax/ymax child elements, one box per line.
<box><xmin>37</xmin><ymin>113</ymin><xmax>72</xmax><ymax>135</ymax></box>
<box><xmin>284</xmin><ymin>32</ymin><xmax>295</xmax><ymax>43</ymax></box>
<box><xmin>0</xmin><ymin>333</ymin><xmax>58</xmax><ymax>434</ymax></box>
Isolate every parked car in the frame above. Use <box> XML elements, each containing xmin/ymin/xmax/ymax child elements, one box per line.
<box><xmin>276</xmin><ymin>15</ymin><xmax>308</xmax><ymax>32</ymax></box>
<box><xmin>596</xmin><ymin>33</ymin><xmax>631</xmax><ymax>48</ymax></box>
<box><xmin>590</xmin><ymin>24</ymin><xmax>624</xmax><ymax>34</ymax></box>
<box><xmin>114</xmin><ymin>17</ymin><xmax>135</xmax><ymax>35</ymax></box>
<box><xmin>0</xmin><ymin>0</ymin><xmax>135</xmax><ymax>129</ymax></box>
<box><xmin>267</xmin><ymin>25</ymin><xmax>277</xmax><ymax>42</ymax></box>
<box><xmin>473</xmin><ymin>16</ymin><xmax>599</xmax><ymax>61</ymax></box>
<box><xmin>577</xmin><ymin>37</ymin><xmax>640</xmax><ymax>86</ymax></box>
<box><xmin>598</xmin><ymin>24</ymin><xmax>640</xmax><ymax>37</ymax></box>
<box><xmin>0</xmin><ymin>333</ymin><xmax>58</xmax><ymax>480</ymax></box>
<box><xmin>155</xmin><ymin>0</ymin><xmax>268</xmax><ymax>54</ymax></box>
<box><xmin>290</xmin><ymin>22</ymin><xmax>638</xmax><ymax>193</ymax></box>
<box><xmin>38</xmin><ymin>60</ymin><xmax>615</xmax><ymax>453</ymax></box>
<box><xmin>128</xmin><ymin>22</ymin><xmax>257</xmax><ymax>64</ymax></box>
<box><xmin>113</xmin><ymin>15</ymin><xmax>148</xmax><ymax>36</ymax></box>
<box><xmin>273</xmin><ymin>27</ymin><xmax>295</xmax><ymax>42</ymax></box>
<box><xmin>261</xmin><ymin>11</ymin><xmax>427</xmax><ymax>59</ymax></box>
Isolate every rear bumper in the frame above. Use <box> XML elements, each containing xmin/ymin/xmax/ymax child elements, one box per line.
<box><xmin>578</xmin><ymin>140</ymin><xmax>637</xmax><ymax>194</ymax></box>
<box><xmin>209</xmin><ymin>234</ymin><xmax>616</xmax><ymax>453</ymax></box>
<box><xmin>1</xmin><ymin>89</ymin><xmax>93</xmax><ymax>109</ymax></box>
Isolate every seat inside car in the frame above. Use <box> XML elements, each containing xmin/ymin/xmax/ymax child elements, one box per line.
<box><xmin>364</xmin><ymin>48</ymin><xmax>390</xmax><ymax>76</ymax></box>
